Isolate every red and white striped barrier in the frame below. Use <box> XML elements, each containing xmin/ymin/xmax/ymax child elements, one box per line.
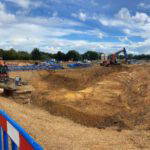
<box><xmin>0</xmin><ymin>110</ymin><xmax>43</xmax><ymax>150</ymax></box>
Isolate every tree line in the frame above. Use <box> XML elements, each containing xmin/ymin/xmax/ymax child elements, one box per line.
<box><xmin>0</xmin><ymin>48</ymin><xmax>149</xmax><ymax>61</ymax></box>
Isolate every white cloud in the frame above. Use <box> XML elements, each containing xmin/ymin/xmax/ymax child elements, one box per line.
<box><xmin>138</xmin><ymin>2</ymin><xmax>150</xmax><ymax>10</ymax></box>
<box><xmin>98</xmin><ymin>9</ymin><xmax>150</xmax><ymax>37</ymax></box>
<box><xmin>0</xmin><ymin>14</ymin><xmax>149</xmax><ymax>54</ymax></box>
<box><xmin>6</xmin><ymin>0</ymin><xmax>30</xmax><ymax>8</ymax></box>
<box><xmin>98</xmin><ymin>32</ymin><xmax>104</xmax><ymax>39</ymax></box>
<box><xmin>94</xmin><ymin>8</ymin><xmax>150</xmax><ymax>54</ymax></box>
<box><xmin>116</xmin><ymin>8</ymin><xmax>131</xmax><ymax>20</ymax></box>
<box><xmin>87</xmin><ymin>29</ymin><xmax>105</xmax><ymax>39</ymax></box>
<box><xmin>0</xmin><ymin>19</ymin><xmax>107</xmax><ymax>52</ymax></box>
<box><xmin>6</xmin><ymin>0</ymin><xmax>45</xmax><ymax>9</ymax></box>
<box><xmin>118</xmin><ymin>36</ymin><xmax>133</xmax><ymax>46</ymax></box>
<box><xmin>41</xmin><ymin>38</ymin><xmax>129</xmax><ymax>54</ymax></box>
<box><xmin>72</xmin><ymin>12</ymin><xmax>88</xmax><ymax>21</ymax></box>
<box><xmin>0</xmin><ymin>7</ymin><xmax>106</xmax><ymax>53</ymax></box>
<box><xmin>79</xmin><ymin>12</ymin><xmax>87</xmax><ymax>21</ymax></box>
<box><xmin>97</xmin><ymin>8</ymin><xmax>133</xmax><ymax>27</ymax></box>
<box><xmin>133</xmin><ymin>12</ymin><xmax>150</xmax><ymax>23</ymax></box>
<box><xmin>52</xmin><ymin>11</ymin><xmax>58</xmax><ymax>17</ymax></box>
<box><xmin>0</xmin><ymin>2</ymin><xmax>5</xmax><ymax>10</ymax></box>
<box><xmin>123</xmin><ymin>28</ymin><xmax>131</xmax><ymax>34</ymax></box>
<box><xmin>99</xmin><ymin>8</ymin><xmax>150</xmax><ymax>29</ymax></box>
<box><xmin>90</xmin><ymin>0</ymin><xmax>99</xmax><ymax>6</ymax></box>
<box><xmin>119</xmin><ymin>36</ymin><xmax>128</xmax><ymax>42</ymax></box>
<box><xmin>0</xmin><ymin>12</ymin><xmax>127</xmax><ymax>54</ymax></box>
<box><xmin>99</xmin><ymin>17</ymin><xmax>129</xmax><ymax>27</ymax></box>
<box><xmin>0</xmin><ymin>3</ymin><xmax>149</xmax><ymax>54</ymax></box>
<box><xmin>0</xmin><ymin>2</ymin><xmax>16</xmax><ymax>24</ymax></box>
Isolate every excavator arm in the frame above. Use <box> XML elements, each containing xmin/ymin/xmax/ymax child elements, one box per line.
<box><xmin>115</xmin><ymin>48</ymin><xmax>128</xmax><ymax>62</ymax></box>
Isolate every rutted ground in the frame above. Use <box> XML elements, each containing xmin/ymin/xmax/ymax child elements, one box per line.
<box><xmin>0</xmin><ymin>64</ymin><xmax>149</xmax><ymax>149</ymax></box>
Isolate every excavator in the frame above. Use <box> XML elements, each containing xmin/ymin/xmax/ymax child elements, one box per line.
<box><xmin>100</xmin><ymin>48</ymin><xmax>128</xmax><ymax>67</ymax></box>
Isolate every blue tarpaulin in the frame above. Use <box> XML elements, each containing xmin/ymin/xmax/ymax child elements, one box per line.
<box><xmin>67</xmin><ymin>63</ymin><xmax>91</xmax><ymax>68</ymax></box>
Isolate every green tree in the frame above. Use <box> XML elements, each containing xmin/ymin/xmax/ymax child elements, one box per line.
<box><xmin>0</xmin><ymin>49</ymin><xmax>4</xmax><ymax>58</ymax></box>
<box><xmin>55</xmin><ymin>51</ymin><xmax>66</xmax><ymax>61</ymax></box>
<box><xmin>133</xmin><ymin>54</ymin><xmax>150</xmax><ymax>60</ymax></box>
<box><xmin>31</xmin><ymin>48</ymin><xmax>41</xmax><ymax>60</ymax></box>
<box><xmin>18</xmin><ymin>51</ymin><xmax>31</xmax><ymax>60</ymax></box>
<box><xmin>40</xmin><ymin>52</ymin><xmax>51</xmax><ymax>60</ymax></box>
<box><xmin>66</xmin><ymin>50</ymin><xmax>81</xmax><ymax>61</ymax></box>
<box><xmin>83</xmin><ymin>51</ymin><xmax>99</xmax><ymax>60</ymax></box>
<box><xmin>5</xmin><ymin>48</ymin><xmax>18</xmax><ymax>60</ymax></box>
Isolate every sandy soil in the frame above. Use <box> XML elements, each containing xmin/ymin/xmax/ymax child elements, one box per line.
<box><xmin>0</xmin><ymin>64</ymin><xmax>149</xmax><ymax>149</ymax></box>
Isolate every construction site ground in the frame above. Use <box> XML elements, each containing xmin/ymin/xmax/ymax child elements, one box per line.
<box><xmin>0</xmin><ymin>63</ymin><xmax>150</xmax><ymax>150</ymax></box>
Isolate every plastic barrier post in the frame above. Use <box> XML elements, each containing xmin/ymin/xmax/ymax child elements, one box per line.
<box><xmin>3</xmin><ymin>130</ymin><xmax>9</xmax><ymax>150</ymax></box>
<box><xmin>12</xmin><ymin>140</ymin><xmax>17</xmax><ymax>150</ymax></box>
<box><xmin>0</xmin><ymin>127</ymin><xmax>2</xmax><ymax>150</ymax></box>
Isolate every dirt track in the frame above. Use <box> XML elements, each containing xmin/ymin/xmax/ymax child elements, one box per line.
<box><xmin>0</xmin><ymin>64</ymin><xmax>150</xmax><ymax>149</ymax></box>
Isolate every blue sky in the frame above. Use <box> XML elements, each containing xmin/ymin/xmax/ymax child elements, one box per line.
<box><xmin>0</xmin><ymin>0</ymin><xmax>150</xmax><ymax>54</ymax></box>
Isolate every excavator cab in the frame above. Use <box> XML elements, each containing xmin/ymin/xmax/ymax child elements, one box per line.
<box><xmin>100</xmin><ymin>54</ymin><xmax>110</xmax><ymax>67</ymax></box>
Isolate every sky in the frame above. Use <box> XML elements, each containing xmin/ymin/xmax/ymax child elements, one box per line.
<box><xmin>0</xmin><ymin>0</ymin><xmax>150</xmax><ymax>54</ymax></box>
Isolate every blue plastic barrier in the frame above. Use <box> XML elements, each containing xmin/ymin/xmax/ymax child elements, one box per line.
<box><xmin>0</xmin><ymin>110</ymin><xmax>43</xmax><ymax>150</ymax></box>
<box><xmin>8</xmin><ymin>64</ymin><xmax>64</xmax><ymax>72</ymax></box>
<box><xmin>67</xmin><ymin>63</ymin><xmax>91</xmax><ymax>68</ymax></box>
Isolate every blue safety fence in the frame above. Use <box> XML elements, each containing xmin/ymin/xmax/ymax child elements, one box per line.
<box><xmin>67</xmin><ymin>63</ymin><xmax>91</xmax><ymax>68</ymax></box>
<box><xmin>0</xmin><ymin>110</ymin><xmax>43</xmax><ymax>150</ymax></box>
<box><xmin>8</xmin><ymin>64</ymin><xmax>64</xmax><ymax>72</ymax></box>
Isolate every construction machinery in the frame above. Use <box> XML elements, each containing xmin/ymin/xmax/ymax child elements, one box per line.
<box><xmin>100</xmin><ymin>48</ymin><xmax>128</xmax><ymax>67</ymax></box>
<box><xmin>0</xmin><ymin>58</ymin><xmax>33</xmax><ymax>103</ymax></box>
